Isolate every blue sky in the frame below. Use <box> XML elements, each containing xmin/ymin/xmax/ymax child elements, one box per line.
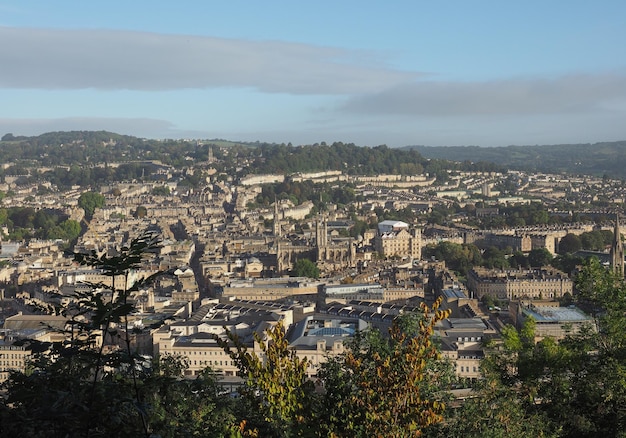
<box><xmin>1</xmin><ymin>1</ymin><xmax>626</xmax><ymax>147</ymax></box>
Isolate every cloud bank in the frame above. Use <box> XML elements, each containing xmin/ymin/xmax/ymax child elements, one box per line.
<box><xmin>0</xmin><ymin>26</ymin><xmax>417</xmax><ymax>94</ymax></box>
<box><xmin>342</xmin><ymin>73</ymin><xmax>626</xmax><ymax>116</ymax></box>
<box><xmin>2</xmin><ymin>26</ymin><xmax>625</xmax><ymax>146</ymax></box>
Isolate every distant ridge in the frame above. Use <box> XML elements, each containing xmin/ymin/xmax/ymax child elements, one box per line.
<box><xmin>3</xmin><ymin>130</ymin><xmax>626</xmax><ymax>179</ymax></box>
<box><xmin>406</xmin><ymin>141</ymin><xmax>626</xmax><ymax>179</ymax></box>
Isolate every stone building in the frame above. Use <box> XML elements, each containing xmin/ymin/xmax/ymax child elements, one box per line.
<box><xmin>373</xmin><ymin>220</ymin><xmax>421</xmax><ymax>259</ymax></box>
<box><xmin>466</xmin><ymin>267</ymin><xmax>573</xmax><ymax>301</ymax></box>
<box><xmin>510</xmin><ymin>301</ymin><xmax>594</xmax><ymax>341</ymax></box>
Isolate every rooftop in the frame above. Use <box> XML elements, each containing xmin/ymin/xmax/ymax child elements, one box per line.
<box><xmin>523</xmin><ymin>305</ymin><xmax>592</xmax><ymax>323</ymax></box>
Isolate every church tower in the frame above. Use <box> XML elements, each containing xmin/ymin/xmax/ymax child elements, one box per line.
<box><xmin>610</xmin><ymin>213</ymin><xmax>625</xmax><ymax>277</ymax></box>
<box><xmin>316</xmin><ymin>214</ymin><xmax>328</xmax><ymax>262</ymax></box>
<box><xmin>273</xmin><ymin>199</ymin><xmax>281</xmax><ymax>238</ymax></box>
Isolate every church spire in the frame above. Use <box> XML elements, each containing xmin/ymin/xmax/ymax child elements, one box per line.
<box><xmin>273</xmin><ymin>197</ymin><xmax>281</xmax><ymax>237</ymax></box>
<box><xmin>610</xmin><ymin>213</ymin><xmax>624</xmax><ymax>277</ymax></box>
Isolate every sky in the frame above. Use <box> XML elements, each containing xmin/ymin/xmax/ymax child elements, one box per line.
<box><xmin>1</xmin><ymin>1</ymin><xmax>626</xmax><ymax>147</ymax></box>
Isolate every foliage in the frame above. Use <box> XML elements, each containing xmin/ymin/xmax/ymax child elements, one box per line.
<box><xmin>482</xmin><ymin>246</ymin><xmax>510</xmax><ymax>269</ymax></box>
<box><xmin>78</xmin><ymin>190</ymin><xmax>105</xmax><ymax>218</ymax></box>
<box><xmin>318</xmin><ymin>299</ymin><xmax>453</xmax><ymax>437</ymax></box>
<box><xmin>217</xmin><ymin>321</ymin><xmax>315</xmax><ymax>437</ymax></box>
<box><xmin>422</xmin><ymin>241</ymin><xmax>482</xmax><ymax>275</ymax></box>
<box><xmin>251</xmin><ymin>142</ymin><xmax>429</xmax><ymax>176</ymax></box>
<box><xmin>550</xmin><ymin>253</ymin><xmax>584</xmax><ymax>274</ymax></box>
<box><xmin>509</xmin><ymin>250</ymin><xmax>530</xmax><ymax>269</ymax></box>
<box><xmin>441</xmin><ymin>257</ymin><xmax>626</xmax><ymax>438</ymax></box>
<box><xmin>411</xmin><ymin>140</ymin><xmax>626</xmax><ymax>179</ymax></box>
<box><xmin>557</xmin><ymin>233</ymin><xmax>582</xmax><ymax>254</ymax></box>
<box><xmin>0</xmin><ymin>231</ymin><xmax>242</xmax><ymax>437</ymax></box>
<box><xmin>527</xmin><ymin>247</ymin><xmax>553</xmax><ymax>267</ymax></box>
<box><xmin>214</xmin><ymin>300</ymin><xmax>456</xmax><ymax>438</ymax></box>
<box><xmin>349</xmin><ymin>219</ymin><xmax>369</xmax><ymax>238</ymax></box>
<box><xmin>146</xmin><ymin>357</ymin><xmax>241</xmax><ymax>437</ymax></box>
<box><xmin>151</xmin><ymin>185</ymin><xmax>171</xmax><ymax>196</ymax></box>
<box><xmin>291</xmin><ymin>258</ymin><xmax>320</xmax><ymax>279</ymax></box>
<box><xmin>429</xmin><ymin>317</ymin><xmax>559</xmax><ymax>438</ymax></box>
<box><xmin>134</xmin><ymin>205</ymin><xmax>148</xmax><ymax>218</ymax></box>
<box><xmin>0</xmin><ymin>207</ymin><xmax>81</xmax><ymax>241</ymax></box>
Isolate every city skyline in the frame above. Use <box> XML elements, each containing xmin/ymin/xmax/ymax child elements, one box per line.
<box><xmin>2</xmin><ymin>0</ymin><xmax>626</xmax><ymax>147</ymax></box>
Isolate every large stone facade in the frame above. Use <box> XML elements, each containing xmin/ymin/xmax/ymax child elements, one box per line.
<box><xmin>466</xmin><ymin>267</ymin><xmax>573</xmax><ymax>300</ymax></box>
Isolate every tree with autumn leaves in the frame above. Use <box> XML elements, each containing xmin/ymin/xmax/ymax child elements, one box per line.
<box><xmin>317</xmin><ymin>301</ymin><xmax>453</xmax><ymax>437</ymax></box>
<box><xmin>220</xmin><ymin>299</ymin><xmax>453</xmax><ymax>437</ymax></box>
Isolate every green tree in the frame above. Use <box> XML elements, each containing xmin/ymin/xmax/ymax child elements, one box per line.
<box><xmin>434</xmin><ymin>318</ymin><xmax>558</xmax><ymax>438</ymax></box>
<box><xmin>78</xmin><ymin>191</ymin><xmax>105</xmax><ymax>219</ymax></box>
<box><xmin>151</xmin><ymin>185</ymin><xmax>170</xmax><ymax>196</ymax></box>
<box><xmin>580</xmin><ymin>230</ymin><xmax>606</xmax><ymax>251</ymax></box>
<box><xmin>291</xmin><ymin>258</ymin><xmax>320</xmax><ymax>279</ymax></box>
<box><xmin>558</xmin><ymin>233</ymin><xmax>582</xmax><ymax>254</ymax></box>
<box><xmin>146</xmin><ymin>356</ymin><xmax>241</xmax><ymax>437</ymax></box>
<box><xmin>422</xmin><ymin>241</ymin><xmax>482</xmax><ymax>275</ymax></box>
<box><xmin>482</xmin><ymin>246</ymin><xmax>510</xmax><ymax>269</ymax></box>
<box><xmin>446</xmin><ymin>258</ymin><xmax>626</xmax><ymax>438</ymax></box>
<box><xmin>527</xmin><ymin>248</ymin><xmax>553</xmax><ymax>267</ymax></box>
<box><xmin>551</xmin><ymin>253</ymin><xmax>583</xmax><ymax>274</ymax></box>
<box><xmin>510</xmin><ymin>250</ymin><xmax>530</xmax><ymax>269</ymax></box>
<box><xmin>350</xmin><ymin>219</ymin><xmax>369</xmax><ymax>239</ymax></box>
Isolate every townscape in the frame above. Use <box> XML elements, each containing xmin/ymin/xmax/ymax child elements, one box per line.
<box><xmin>0</xmin><ymin>132</ymin><xmax>625</xmax><ymax>436</ymax></box>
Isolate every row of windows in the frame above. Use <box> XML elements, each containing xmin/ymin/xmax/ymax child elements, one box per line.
<box><xmin>459</xmin><ymin>366</ymin><xmax>478</xmax><ymax>373</ymax></box>
<box><xmin>0</xmin><ymin>361</ymin><xmax>24</xmax><ymax>367</ymax></box>
<box><xmin>167</xmin><ymin>349</ymin><xmax>226</xmax><ymax>356</ymax></box>
<box><xmin>0</xmin><ymin>353</ymin><xmax>26</xmax><ymax>359</ymax></box>
<box><xmin>189</xmin><ymin>359</ymin><xmax>234</xmax><ymax>367</ymax></box>
<box><xmin>180</xmin><ymin>354</ymin><xmax>323</xmax><ymax>368</ymax></box>
<box><xmin>457</xmin><ymin>336</ymin><xmax>481</xmax><ymax>342</ymax></box>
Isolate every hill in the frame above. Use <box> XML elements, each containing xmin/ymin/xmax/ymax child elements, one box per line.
<box><xmin>4</xmin><ymin>130</ymin><xmax>626</xmax><ymax>179</ymax></box>
<box><xmin>408</xmin><ymin>141</ymin><xmax>626</xmax><ymax>179</ymax></box>
<box><xmin>0</xmin><ymin>131</ymin><xmax>503</xmax><ymax>178</ymax></box>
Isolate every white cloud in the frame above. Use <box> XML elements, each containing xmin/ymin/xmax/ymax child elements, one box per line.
<box><xmin>342</xmin><ymin>73</ymin><xmax>626</xmax><ymax>116</ymax></box>
<box><xmin>0</xmin><ymin>26</ymin><xmax>418</xmax><ymax>94</ymax></box>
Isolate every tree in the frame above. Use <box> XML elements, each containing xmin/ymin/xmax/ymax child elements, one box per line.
<box><xmin>422</xmin><ymin>241</ymin><xmax>482</xmax><ymax>275</ymax></box>
<box><xmin>0</xmin><ymin>231</ymin><xmax>242</xmax><ymax>437</ymax></box>
<box><xmin>558</xmin><ymin>233</ymin><xmax>582</xmax><ymax>254</ymax></box>
<box><xmin>134</xmin><ymin>205</ymin><xmax>148</xmax><ymax>218</ymax></box>
<box><xmin>551</xmin><ymin>253</ymin><xmax>583</xmax><ymax>274</ymax></box>
<box><xmin>146</xmin><ymin>357</ymin><xmax>241</xmax><ymax>437</ymax></box>
<box><xmin>46</xmin><ymin>219</ymin><xmax>82</xmax><ymax>242</ymax></box>
<box><xmin>510</xmin><ymin>250</ymin><xmax>530</xmax><ymax>269</ymax></box>
<box><xmin>151</xmin><ymin>186</ymin><xmax>170</xmax><ymax>196</ymax></box>
<box><xmin>217</xmin><ymin>320</ymin><xmax>315</xmax><ymax>437</ymax></box>
<box><xmin>442</xmin><ymin>258</ymin><xmax>626</xmax><ymax>438</ymax></box>
<box><xmin>527</xmin><ymin>248</ymin><xmax>553</xmax><ymax>267</ymax></box>
<box><xmin>482</xmin><ymin>246</ymin><xmax>509</xmax><ymax>269</ymax></box>
<box><xmin>432</xmin><ymin>318</ymin><xmax>558</xmax><ymax>438</ymax></box>
<box><xmin>291</xmin><ymin>258</ymin><xmax>320</xmax><ymax>279</ymax></box>
<box><xmin>78</xmin><ymin>191</ymin><xmax>105</xmax><ymax>219</ymax></box>
<box><xmin>580</xmin><ymin>230</ymin><xmax>607</xmax><ymax>251</ymax></box>
<box><xmin>318</xmin><ymin>299</ymin><xmax>453</xmax><ymax>437</ymax></box>
<box><xmin>350</xmin><ymin>219</ymin><xmax>369</xmax><ymax>239</ymax></box>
